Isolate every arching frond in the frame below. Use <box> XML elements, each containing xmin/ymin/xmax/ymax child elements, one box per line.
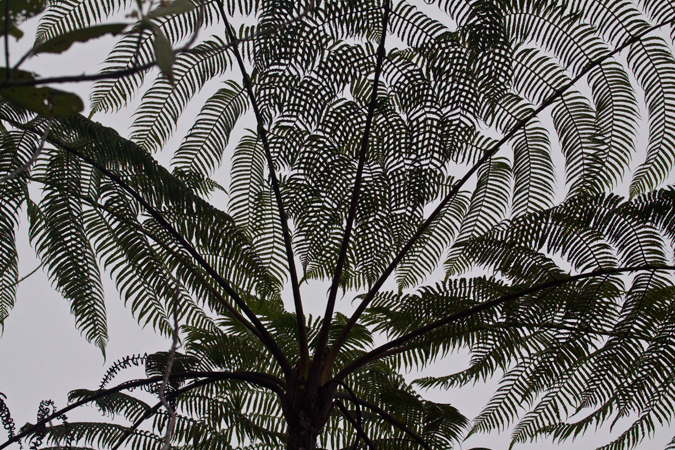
<box><xmin>35</xmin><ymin>0</ymin><xmax>131</xmax><ymax>43</ymax></box>
<box><xmin>0</xmin><ymin>127</ymin><xmax>35</xmax><ymax>331</ymax></box>
<box><xmin>173</xmin><ymin>80</ymin><xmax>249</xmax><ymax>179</ymax></box>
<box><xmin>587</xmin><ymin>60</ymin><xmax>639</xmax><ymax>190</ymax></box>
<box><xmin>89</xmin><ymin>6</ymin><xmax>219</xmax><ymax>114</ymax></box>
<box><xmin>628</xmin><ymin>36</ymin><xmax>675</xmax><ymax>195</ymax></box>
<box><xmin>395</xmin><ymin>189</ymin><xmax>470</xmax><ymax>290</ymax></box>
<box><xmin>131</xmin><ymin>37</ymin><xmax>234</xmax><ymax>151</ymax></box>
<box><xmin>454</xmin><ymin>156</ymin><xmax>511</xmax><ymax>242</ymax></box>
<box><xmin>28</xmin><ymin>144</ymin><xmax>108</xmax><ymax>354</ymax></box>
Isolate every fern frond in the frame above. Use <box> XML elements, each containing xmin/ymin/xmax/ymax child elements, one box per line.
<box><xmin>28</xmin><ymin>145</ymin><xmax>108</xmax><ymax>354</ymax></box>
<box><xmin>35</xmin><ymin>0</ymin><xmax>131</xmax><ymax>43</ymax></box>
<box><xmin>486</xmin><ymin>89</ymin><xmax>555</xmax><ymax>216</ymax></box>
<box><xmin>628</xmin><ymin>36</ymin><xmax>675</xmax><ymax>195</ymax></box>
<box><xmin>552</xmin><ymin>90</ymin><xmax>603</xmax><ymax>197</ymax></box>
<box><xmin>131</xmin><ymin>37</ymin><xmax>234</xmax><ymax>152</ymax></box>
<box><xmin>0</xmin><ymin>128</ymin><xmax>36</xmax><ymax>331</ymax></box>
<box><xmin>89</xmin><ymin>6</ymin><xmax>217</xmax><ymax>114</ymax></box>
<box><xmin>173</xmin><ymin>80</ymin><xmax>249</xmax><ymax>179</ymax></box>
<box><xmin>454</xmin><ymin>156</ymin><xmax>511</xmax><ymax>242</ymax></box>
<box><xmin>588</xmin><ymin>60</ymin><xmax>639</xmax><ymax>191</ymax></box>
<box><xmin>571</xmin><ymin>0</ymin><xmax>648</xmax><ymax>46</ymax></box>
<box><xmin>395</xmin><ymin>190</ymin><xmax>470</xmax><ymax>290</ymax></box>
<box><xmin>504</xmin><ymin>2</ymin><xmax>608</xmax><ymax>76</ymax></box>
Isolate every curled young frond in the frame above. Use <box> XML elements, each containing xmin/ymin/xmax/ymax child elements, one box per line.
<box><xmin>99</xmin><ymin>354</ymin><xmax>148</xmax><ymax>390</ymax></box>
<box><xmin>0</xmin><ymin>394</ymin><xmax>18</xmax><ymax>446</ymax></box>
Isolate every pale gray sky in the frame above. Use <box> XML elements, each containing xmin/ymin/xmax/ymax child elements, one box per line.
<box><xmin>1</xmin><ymin>3</ymin><xmax>674</xmax><ymax>450</ymax></box>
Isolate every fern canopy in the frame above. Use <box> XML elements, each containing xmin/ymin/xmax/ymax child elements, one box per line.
<box><xmin>2</xmin><ymin>0</ymin><xmax>675</xmax><ymax>449</ymax></box>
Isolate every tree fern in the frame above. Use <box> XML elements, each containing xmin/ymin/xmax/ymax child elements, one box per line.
<box><xmin>3</xmin><ymin>0</ymin><xmax>675</xmax><ymax>449</ymax></box>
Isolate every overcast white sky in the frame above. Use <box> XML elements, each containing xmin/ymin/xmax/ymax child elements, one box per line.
<box><xmin>1</xmin><ymin>3</ymin><xmax>674</xmax><ymax>449</ymax></box>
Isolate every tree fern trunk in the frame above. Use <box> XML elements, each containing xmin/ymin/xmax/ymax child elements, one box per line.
<box><xmin>285</xmin><ymin>378</ymin><xmax>332</xmax><ymax>450</ymax></box>
<box><xmin>286</xmin><ymin>418</ymin><xmax>321</xmax><ymax>450</ymax></box>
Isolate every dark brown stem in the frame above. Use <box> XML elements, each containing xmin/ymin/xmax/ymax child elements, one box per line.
<box><xmin>10</xmin><ymin>263</ymin><xmax>41</xmax><ymax>287</ymax></box>
<box><xmin>215</xmin><ymin>0</ymin><xmax>310</xmax><ymax>370</ymax></box>
<box><xmin>158</xmin><ymin>276</ymin><xmax>181</xmax><ymax>450</ymax></box>
<box><xmin>313</xmin><ymin>0</ymin><xmax>391</xmax><ymax>389</ymax></box>
<box><xmin>325</xmin><ymin>17</ymin><xmax>675</xmax><ymax>372</ymax></box>
<box><xmin>334</xmin><ymin>392</ymin><xmax>431</xmax><ymax>450</ymax></box>
<box><xmin>334</xmin><ymin>265</ymin><xmax>675</xmax><ymax>381</ymax></box>
<box><xmin>335</xmin><ymin>401</ymin><xmax>376</xmax><ymax>450</ymax></box>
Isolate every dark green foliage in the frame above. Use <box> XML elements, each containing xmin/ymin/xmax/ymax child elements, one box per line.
<box><xmin>2</xmin><ymin>0</ymin><xmax>675</xmax><ymax>449</ymax></box>
<box><xmin>0</xmin><ymin>126</ymin><xmax>34</xmax><ymax>331</ymax></box>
